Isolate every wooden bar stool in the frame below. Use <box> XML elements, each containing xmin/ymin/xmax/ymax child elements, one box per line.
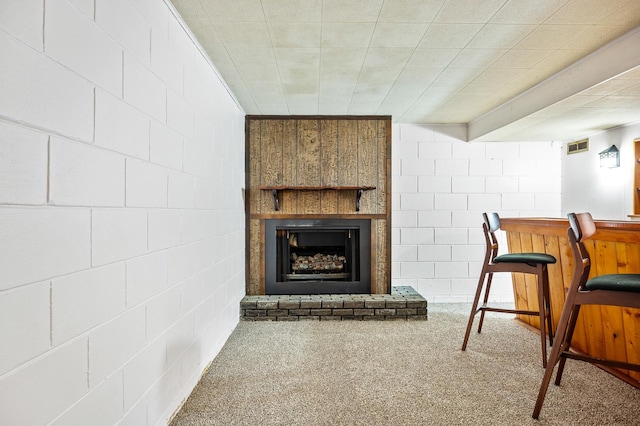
<box><xmin>462</xmin><ymin>212</ymin><xmax>556</xmax><ymax>367</ymax></box>
<box><xmin>532</xmin><ymin>212</ymin><xmax>640</xmax><ymax>419</ymax></box>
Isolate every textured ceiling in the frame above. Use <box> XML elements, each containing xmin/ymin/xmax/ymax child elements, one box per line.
<box><xmin>170</xmin><ymin>0</ymin><xmax>640</xmax><ymax>141</ymax></box>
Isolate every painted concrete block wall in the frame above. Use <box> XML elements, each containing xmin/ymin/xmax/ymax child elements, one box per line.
<box><xmin>562</xmin><ymin>121</ymin><xmax>640</xmax><ymax>221</ymax></box>
<box><xmin>0</xmin><ymin>1</ymin><xmax>245</xmax><ymax>425</ymax></box>
<box><xmin>392</xmin><ymin>124</ymin><xmax>562</xmax><ymax>303</ymax></box>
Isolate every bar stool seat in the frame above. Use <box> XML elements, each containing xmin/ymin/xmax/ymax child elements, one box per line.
<box><xmin>462</xmin><ymin>212</ymin><xmax>556</xmax><ymax>368</ymax></box>
<box><xmin>586</xmin><ymin>274</ymin><xmax>640</xmax><ymax>291</ymax></box>
<box><xmin>532</xmin><ymin>212</ymin><xmax>640</xmax><ymax>419</ymax></box>
<box><xmin>494</xmin><ymin>253</ymin><xmax>557</xmax><ymax>265</ymax></box>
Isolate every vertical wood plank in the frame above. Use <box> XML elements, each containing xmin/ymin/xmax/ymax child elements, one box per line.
<box><xmin>258</xmin><ymin>219</ymin><xmax>265</xmax><ymax>294</ymax></box>
<box><xmin>260</xmin><ymin>120</ymin><xmax>283</xmax><ymax>213</ymax></box>
<box><xmin>248</xmin><ymin>119</ymin><xmax>262</xmax><ymax>214</ymax></box>
<box><xmin>521</xmin><ymin>233</ymin><xmax>540</xmax><ymax>328</ymax></box>
<box><xmin>297</xmin><ymin>119</ymin><xmax>321</xmax><ymax>213</ymax></box>
<box><xmin>377</xmin><ymin>120</ymin><xmax>388</xmax><ymax>214</ymax></box>
<box><xmin>595</xmin><ymin>240</ymin><xmax>625</xmax><ymax>362</ymax></box>
<box><xmin>281</xmin><ymin>120</ymin><xmax>298</xmax><ymax>213</ymax></box>
<box><xmin>543</xmin><ymin>234</ymin><xmax>563</xmax><ymax>331</ymax></box>
<box><xmin>623</xmin><ymin>307</ymin><xmax>640</xmax><ymax>381</ymax></box>
<box><xmin>507</xmin><ymin>232</ymin><xmax>529</xmax><ymax>321</ymax></box>
<box><xmin>357</xmin><ymin>120</ymin><xmax>377</xmax><ymax>214</ymax></box>
<box><xmin>320</xmin><ymin>120</ymin><xmax>338</xmax><ymax>214</ymax></box>
<box><xmin>248</xmin><ymin>219</ymin><xmax>261</xmax><ymax>294</ymax></box>
<box><xmin>370</xmin><ymin>218</ymin><xmax>378</xmax><ymax>293</ymax></box>
<box><xmin>619</xmin><ymin>243</ymin><xmax>640</xmax><ymax>380</ymax></box>
<box><xmin>377</xmin><ymin>219</ymin><xmax>389</xmax><ymax>293</ymax></box>
<box><xmin>337</xmin><ymin>120</ymin><xmax>358</xmax><ymax>212</ymax></box>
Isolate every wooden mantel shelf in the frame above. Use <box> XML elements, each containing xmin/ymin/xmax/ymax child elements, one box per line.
<box><xmin>259</xmin><ymin>185</ymin><xmax>376</xmax><ymax>211</ymax></box>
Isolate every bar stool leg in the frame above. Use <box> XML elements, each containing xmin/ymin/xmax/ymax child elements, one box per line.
<box><xmin>542</xmin><ymin>266</ymin><xmax>554</xmax><ymax>347</ymax></box>
<box><xmin>536</xmin><ymin>269</ymin><xmax>548</xmax><ymax>368</ymax></box>
<box><xmin>533</xmin><ymin>279</ymin><xmax>580</xmax><ymax>419</ymax></box>
<box><xmin>477</xmin><ymin>272</ymin><xmax>494</xmax><ymax>333</ymax></box>
<box><xmin>462</xmin><ymin>267</ymin><xmax>488</xmax><ymax>351</ymax></box>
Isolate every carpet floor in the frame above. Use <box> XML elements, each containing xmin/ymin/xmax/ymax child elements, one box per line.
<box><xmin>170</xmin><ymin>304</ymin><xmax>639</xmax><ymax>425</ymax></box>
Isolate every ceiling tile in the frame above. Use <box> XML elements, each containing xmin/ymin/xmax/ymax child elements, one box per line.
<box><xmin>321</xmin><ymin>23</ymin><xmax>375</xmax><ymax>47</ymax></box>
<box><xmin>321</xmin><ymin>0</ymin><xmax>383</xmax><ymax>22</ymax></box>
<box><xmin>378</xmin><ymin>0</ymin><xmax>445</xmax><ymax>22</ymax></box>
<box><xmin>515</xmin><ymin>24</ymin><xmax>589</xmax><ymax>50</ymax></box>
<box><xmin>199</xmin><ymin>0</ymin><xmax>265</xmax><ymax>21</ymax></box>
<box><xmin>419</xmin><ymin>23</ymin><xmax>483</xmax><ymax>48</ymax></box>
<box><xmin>387</xmin><ymin>81</ymin><xmax>431</xmax><ymax>95</ymax></box>
<box><xmin>489</xmin><ymin>0</ymin><xmax>566</xmax><ymax>24</ymax></box>
<box><xmin>261</xmin><ymin>0</ymin><xmax>322</xmax><ymax>22</ymax></box>
<box><xmin>546</xmin><ymin>0</ymin><xmax>630</xmax><ymax>25</ymax></box>
<box><xmin>171</xmin><ymin>0</ymin><xmax>207</xmax><ymax>20</ymax></box>
<box><xmin>226</xmin><ymin>46</ymin><xmax>277</xmax><ymax>66</ymax></box>
<box><xmin>397</xmin><ymin>67</ymin><xmax>444</xmax><ymax>83</ymax></box>
<box><xmin>370</xmin><ymin>23</ymin><xmax>428</xmax><ymax>47</ymax></box>
<box><xmin>600</xmin><ymin>2</ymin><xmax>640</xmax><ymax>26</ymax></box>
<box><xmin>320</xmin><ymin>48</ymin><xmax>367</xmax><ymax>70</ymax></box>
<box><xmin>357</xmin><ymin>67</ymin><xmax>404</xmax><ymax>85</ymax></box>
<box><xmin>490</xmin><ymin>49</ymin><xmax>550</xmax><ymax>69</ymax></box>
<box><xmin>319</xmin><ymin>82</ymin><xmax>357</xmax><ymax>95</ymax></box>
<box><xmin>433</xmin><ymin>67</ymin><xmax>483</xmax><ymax>86</ymax></box>
<box><xmin>274</xmin><ymin>47</ymin><xmax>320</xmax><ymax>68</ymax></box>
<box><xmin>561</xmin><ymin>25</ymin><xmax>632</xmax><ymax>50</ymax></box>
<box><xmin>531</xmin><ymin>48</ymin><xmax>588</xmax><ymax>73</ymax></box>
<box><xmin>449</xmin><ymin>48</ymin><xmax>508</xmax><ymax>69</ymax></box>
<box><xmin>237</xmin><ymin>64</ymin><xmax>281</xmax><ymax>81</ymax></box>
<box><xmin>467</xmin><ymin>24</ymin><xmax>536</xmax><ymax>49</ymax></box>
<box><xmin>269</xmin><ymin>23</ymin><xmax>321</xmax><ymax>47</ymax></box>
<box><xmin>189</xmin><ymin>20</ymin><xmax>223</xmax><ymax>45</ymax></box>
<box><xmin>469</xmin><ymin>67</ymin><xmax>522</xmax><ymax>86</ymax></box>
<box><xmin>407</xmin><ymin>48</ymin><xmax>461</xmax><ymax>67</ymax></box>
<box><xmin>363</xmin><ymin>48</ymin><xmax>414</xmax><ymax>68</ymax></box>
<box><xmin>214</xmin><ymin>21</ymin><xmax>271</xmax><ymax>46</ymax></box>
<box><xmin>434</xmin><ymin>0</ymin><xmax>507</xmax><ymax>23</ymax></box>
<box><xmin>283</xmin><ymin>81</ymin><xmax>319</xmax><ymax>95</ymax></box>
<box><xmin>581</xmin><ymin>78</ymin><xmax>640</xmax><ymax>96</ymax></box>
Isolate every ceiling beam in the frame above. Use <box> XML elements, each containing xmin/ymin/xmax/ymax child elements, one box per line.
<box><xmin>468</xmin><ymin>26</ymin><xmax>640</xmax><ymax>142</ymax></box>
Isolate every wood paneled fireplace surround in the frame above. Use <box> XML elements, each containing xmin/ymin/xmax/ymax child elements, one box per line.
<box><xmin>245</xmin><ymin>116</ymin><xmax>392</xmax><ymax>296</ymax></box>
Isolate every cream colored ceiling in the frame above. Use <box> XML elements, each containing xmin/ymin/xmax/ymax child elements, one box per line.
<box><xmin>170</xmin><ymin>0</ymin><xmax>640</xmax><ymax>141</ymax></box>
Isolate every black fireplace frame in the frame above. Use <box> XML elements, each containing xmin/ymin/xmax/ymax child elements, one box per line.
<box><xmin>264</xmin><ymin>219</ymin><xmax>371</xmax><ymax>294</ymax></box>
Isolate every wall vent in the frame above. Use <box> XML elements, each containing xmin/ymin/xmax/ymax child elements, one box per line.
<box><xmin>567</xmin><ymin>138</ymin><xmax>589</xmax><ymax>154</ymax></box>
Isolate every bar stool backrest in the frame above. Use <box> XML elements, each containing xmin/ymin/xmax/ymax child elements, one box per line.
<box><xmin>483</xmin><ymin>212</ymin><xmax>501</xmax><ymax>263</ymax></box>
<box><xmin>567</xmin><ymin>212</ymin><xmax>596</xmax><ymax>292</ymax></box>
<box><xmin>568</xmin><ymin>212</ymin><xmax>596</xmax><ymax>243</ymax></box>
<box><xmin>485</xmin><ymin>211</ymin><xmax>501</xmax><ymax>234</ymax></box>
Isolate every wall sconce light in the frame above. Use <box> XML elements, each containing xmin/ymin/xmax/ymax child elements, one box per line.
<box><xmin>599</xmin><ymin>144</ymin><xmax>620</xmax><ymax>168</ymax></box>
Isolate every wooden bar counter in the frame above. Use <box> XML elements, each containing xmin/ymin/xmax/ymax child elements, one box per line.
<box><xmin>500</xmin><ymin>217</ymin><xmax>640</xmax><ymax>388</ymax></box>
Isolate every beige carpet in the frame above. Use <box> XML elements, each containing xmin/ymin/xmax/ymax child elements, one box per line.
<box><xmin>170</xmin><ymin>304</ymin><xmax>639</xmax><ymax>425</ymax></box>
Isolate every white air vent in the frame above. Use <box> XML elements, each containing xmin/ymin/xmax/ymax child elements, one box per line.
<box><xmin>567</xmin><ymin>138</ymin><xmax>589</xmax><ymax>155</ymax></box>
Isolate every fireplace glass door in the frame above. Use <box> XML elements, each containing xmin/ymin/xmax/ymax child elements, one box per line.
<box><xmin>264</xmin><ymin>219</ymin><xmax>371</xmax><ymax>294</ymax></box>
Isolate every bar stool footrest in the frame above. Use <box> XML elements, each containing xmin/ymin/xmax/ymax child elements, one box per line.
<box><xmin>478</xmin><ymin>306</ymin><xmax>542</xmax><ymax>316</ymax></box>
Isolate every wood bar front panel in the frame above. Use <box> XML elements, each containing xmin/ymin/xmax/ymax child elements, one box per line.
<box><xmin>245</xmin><ymin>116</ymin><xmax>392</xmax><ymax>296</ymax></box>
<box><xmin>501</xmin><ymin>218</ymin><xmax>640</xmax><ymax>386</ymax></box>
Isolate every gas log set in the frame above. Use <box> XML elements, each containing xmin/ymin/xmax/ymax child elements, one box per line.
<box><xmin>291</xmin><ymin>252</ymin><xmax>346</xmax><ymax>273</ymax></box>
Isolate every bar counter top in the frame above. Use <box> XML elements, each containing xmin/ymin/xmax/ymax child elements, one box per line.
<box><xmin>499</xmin><ymin>217</ymin><xmax>640</xmax><ymax>388</ymax></box>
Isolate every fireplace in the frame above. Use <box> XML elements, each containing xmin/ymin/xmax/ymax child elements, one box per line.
<box><xmin>246</xmin><ymin>116</ymin><xmax>391</xmax><ymax>295</ymax></box>
<box><xmin>264</xmin><ymin>219</ymin><xmax>371</xmax><ymax>294</ymax></box>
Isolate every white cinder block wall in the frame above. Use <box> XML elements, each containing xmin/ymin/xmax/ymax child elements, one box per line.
<box><xmin>0</xmin><ymin>1</ymin><xmax>245</xmax><ymax>425</ymax></box>
<box><xmin>391</xmin><ymin>124</ymin><xmax>562</xmax><ymax>303</ymax></box>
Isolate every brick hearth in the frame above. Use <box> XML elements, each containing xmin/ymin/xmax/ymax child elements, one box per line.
<box><xmin>240</xmin><ymin>286</ymin><xmax>427</xmax><ymax>321</ymax></box>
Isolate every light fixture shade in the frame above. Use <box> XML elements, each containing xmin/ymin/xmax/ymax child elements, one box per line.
<box><xmin>599</xmin><ymin>144</ymin><xmax>620</xmax><ymax>168</ymax></box>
